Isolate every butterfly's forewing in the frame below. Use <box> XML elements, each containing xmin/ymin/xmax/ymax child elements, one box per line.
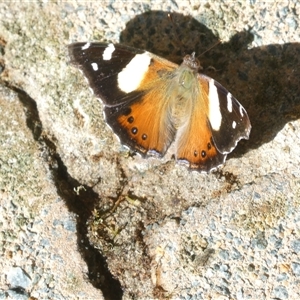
<box><xmin>68</xmin><ymin>42</ymin><xmax>145</xmax><ymax>105</ymax></box>
<box><xmin>68</xmin><ymin>42</ymin><xmax>178</xmax><ymax>156</ymax></box>
<box><xmin>200</xmin><ymin>75</ymin><xmax>251</xmax><ymax>154</ymax></box>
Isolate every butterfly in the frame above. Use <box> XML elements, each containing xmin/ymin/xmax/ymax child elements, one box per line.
<box><xmin>68</xmin><ymin>42</ymin><xmax>251</xmax><ymax>173</ymax></box>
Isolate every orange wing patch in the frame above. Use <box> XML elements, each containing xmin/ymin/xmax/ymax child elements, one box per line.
<box><xmin>117</xmin><ymin>91</ymin><xmax>173</xmax><ymax>155</ymax></box>
<box><xmin>176</xmin><ymin>118</ymin><xmax>225</xmax><ymax>171</ymax></box>
<box><xmin>138</xmin><ymin>54</ymin><xmax>178</xmax><ymax>90</ymax></box>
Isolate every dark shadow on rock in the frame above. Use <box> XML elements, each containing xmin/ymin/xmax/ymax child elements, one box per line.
<box><xmin>119</xmin><ymin>11</ymin><xmax>300</xmax><ymax>160</ymax></box>
<box><xmin>6</xmin><ymin>85</ymin><xmax>123</xmax><ymax>300</ymax></box>
<box><xmin>50</xmin><ymin>153</ymin><xmax>123</xmax><ymax>300</ymax></box>
<box><xmin>61</xmin><ymin>11</ymin><xmax>300</xmax><ymax>299</ymax></box>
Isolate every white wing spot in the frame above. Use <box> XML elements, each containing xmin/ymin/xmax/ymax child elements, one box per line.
<box><xmin>239</xmin><ymin>105</ymin><xmax>244</xmax><ymax>117</ymax></box>
<box><xmin>91</xmin><ymin>62</ymin><xmax>98</xmax><ymax>71</ymax></box>
<box><xmin>103</xmin><ymin>43</ymin><xmax>115</xmax><ymax>61</ymax></box>
<box><xmin>227</xmin><ymin>93</ymin><xmax>233</xmax><ymax>113</ymax></box>
<box><xmin>88</xmin><ymin>87</ymin><xmax>94</xmax><ymax>95</ymax></box>
<box><xmin>208</xmin><ymin>79</ymin><xmax>222</xmax><ymax>131</ymax></box>
<box><xmin>232</xmin><ymin>121</ymin><xmax>237</xmax><ymax>129</ymax></box>
<box><xmin>118</xmin><ymin>52</ymin><xmax>152</xmax><ymax>93</ymax></box>
<box><xmin>81</xmin><ymin>43</ymin><xmax>91</xmax><ymax>50</ymax></box>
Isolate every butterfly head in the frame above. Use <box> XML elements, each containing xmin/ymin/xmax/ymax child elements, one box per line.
<box><xmin>182</xmin><ymin>52</ymin><xmax>201</xmax><ymax>71</ymax></box>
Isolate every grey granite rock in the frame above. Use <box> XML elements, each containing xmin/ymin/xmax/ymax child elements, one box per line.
<box><xmin>0</xmin><ymin>1</ymin><xmax>300</xmax><ymax>299</ymax></box>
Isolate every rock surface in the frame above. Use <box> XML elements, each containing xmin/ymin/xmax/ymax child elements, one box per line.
<box><xmin>0</xmin><ymin>1</ymin><xmax>300</xmax><ymax>299</ymax></box>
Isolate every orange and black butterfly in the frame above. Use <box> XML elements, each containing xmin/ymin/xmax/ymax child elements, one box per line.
<box><xmin>68</xmin><ymin>42</ymin><xmax>251</xmax><ymax>172</ymax></box>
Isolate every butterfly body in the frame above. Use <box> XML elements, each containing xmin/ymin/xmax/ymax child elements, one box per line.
<box><xmin>68</xmin><ymin>42</ymin><xmax>251</xmax><ymax>172</ymax></box>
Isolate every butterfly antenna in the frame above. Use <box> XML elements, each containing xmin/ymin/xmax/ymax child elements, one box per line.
<box><xmin>197</xmin><ymin>39</ymin><xmax>222</xmax><ymax>58</ymax></box>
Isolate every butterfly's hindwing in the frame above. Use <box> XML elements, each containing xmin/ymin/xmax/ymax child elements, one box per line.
<box><xmin>104</xmin><ymin>56</ymin><xmax>180</xmax><ymax>156</ymax></box>
<box><xmin>174</xmin><ymin>76</ymin><xmax>226</xmax><ymax>172</ymax></box>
